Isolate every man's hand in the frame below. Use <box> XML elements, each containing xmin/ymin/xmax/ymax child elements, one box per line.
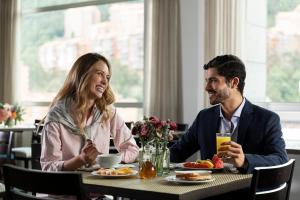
<box><xmin>218</xmin><ymin>141</ymin><xmax>245</xmax><ymax>168</ymax></box>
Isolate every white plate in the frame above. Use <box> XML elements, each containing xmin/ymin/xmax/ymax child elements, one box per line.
<box><xmin>175</xmin><ymin>170</ymin><xmax>212</xmax><ymax>174</ymax></box>
<box><xmin>79</xmin><ymin>164</ymin><xmax>136</xmax><ymax>172</ymax></box>
<box><xmin>77</xmin><ymin>164</ymin><xmax>100</xmax><ymax>172</ymax></box>
<box><xmin>165</xmin><ymin>175</ymin><xmax>215</xmax><ymax>184</ymax></box>
<box><xmin>91</xmin><ymin>170</ymin><xmax>138</xmax><ymax>178</ymax></box>
<box><xmin>114</xmin><ymin>164</ymin><xmax>136</xmax><ymax>168</ymax></box>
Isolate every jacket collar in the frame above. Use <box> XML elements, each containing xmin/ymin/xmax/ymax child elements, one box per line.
<box><xmin>237</xmin><ymin>98</ymin><xmax>253</xmax><ymax>144</ymax></box>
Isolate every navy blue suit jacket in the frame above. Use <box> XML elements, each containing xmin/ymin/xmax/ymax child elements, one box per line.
<box><xmin>170</xmin><ymin>99</ymin><xmax>288</xmax><ymax>173</ymax></box>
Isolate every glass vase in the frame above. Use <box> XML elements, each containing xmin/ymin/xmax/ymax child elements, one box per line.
<box><xmin>152</xmin><ymin>142</ymin><xmax>170</xmax><ymax>176</ymax></box>
<box><xmin>5</xmin><ymin>119</ymin><xmax>14</xmax><ymax>127</ymax></box>
<box><xmin>139</xmin><ymin>144</ymin><xmax>156</xmax><ymax>179</ymax></box>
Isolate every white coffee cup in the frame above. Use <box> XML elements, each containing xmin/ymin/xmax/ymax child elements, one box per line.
<box><xmin>96</xmin><ymin>153</ymin><xmax>122</xmax><ymax>168</ymax></box>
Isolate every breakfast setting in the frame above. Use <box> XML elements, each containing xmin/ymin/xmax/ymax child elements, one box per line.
<box><xmin>87</xmin><ymin>153</ymin><xmax>137</xmax><ymax>178</ymax></box>
<box><xmin>88</xmin><ymin>151</ymin><xmax>226</xmax><ymax>185</ymax></box>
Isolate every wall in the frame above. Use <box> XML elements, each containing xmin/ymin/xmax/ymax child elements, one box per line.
<box><xmin>180</xmin><ymin>0</ymin><xmax>205</xmax><ymax>125</ymax></box>
<box><xmin>242</xmin><ymin>0</ymin><xmax>267</xmax><ymax>102</ymax></box>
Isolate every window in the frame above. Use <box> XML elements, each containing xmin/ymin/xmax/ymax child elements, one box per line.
<box><xmin>267</xmin><ymin>0</ymin><xmax>300</xmax><ymax>103</ymax></box>
<box><xmin>19</xmin><ymin>0</ymin><xmax>144</xmax><ymax>123</ymax></box>
<box><xmin>244</xmin><ymin>0</ymin><xmax>300</xmax><ymax>149</ymax></box>
<box><xmin>266</xmin><ymin>0</ymin><xmax>300</xmax><ymax>149</ymax></box>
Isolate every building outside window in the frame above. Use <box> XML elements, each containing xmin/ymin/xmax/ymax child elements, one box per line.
<box><xmin>19</xmin><ymin>0</ymin><xmax>144</xmax><ymax>123</ymax></box>
<box><xmin>244</xmin><ymin>0</ymin><xmax>300</xmax><ymax>149</ymax></box>
<box><xmin>266</xmin><ymin>0</ymin><xmax>300</xmax><ymax>149</ymax></box>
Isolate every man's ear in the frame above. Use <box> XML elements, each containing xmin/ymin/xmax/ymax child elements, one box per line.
<box><xmin>231</xmin><ymin>77</ymin><xmax>240</xmax><ymax>89</ymax></box>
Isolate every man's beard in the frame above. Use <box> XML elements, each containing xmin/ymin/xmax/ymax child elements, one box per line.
<box><xmin>208</xmin><ymin>88</ymin><xmax>230</xmax><ymax>105</ymax></box>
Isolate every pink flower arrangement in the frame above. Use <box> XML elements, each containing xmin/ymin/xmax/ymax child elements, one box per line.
<box><xmin>133</xmin><ymin>116</ymin><xmax>177</xmax><ymax>176</ymax></box>
<box><xmin>0</xmin><ymin>103</ymin><xmax>24</xmax><ymax>126</ymax></box>
<box><xmin>132</xmin><ymin>116</ymin><xmax>177</xmax><ymax>147</ymax></box>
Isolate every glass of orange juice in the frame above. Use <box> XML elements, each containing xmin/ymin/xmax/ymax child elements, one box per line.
<box><xmin>216</xmin><ymin>132</ymin><xmax>231</xmax><ymax>154</ymax></box>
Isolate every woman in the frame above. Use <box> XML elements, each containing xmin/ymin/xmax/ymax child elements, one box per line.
<box><xmin>40</xmin><ymin>53</ymin><xmax>139</xmax><ymax>171</ymax></box>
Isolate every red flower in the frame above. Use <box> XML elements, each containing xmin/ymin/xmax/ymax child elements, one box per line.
<box><xmin>140</xmin><ymin>125</ymin><xmax>148</xmax><ymax>137</ymax></box>
<box><xmin>169</xmin><ymin>121</ymin><xmax>177</xmax><ymax>131</ymax></box>
<box><xmin>149</xmin><ymin>116</ymin><xmax>159</xmax><ymax>122</ymax></box>
<box><xmin>0</xmin><ymin>109</ymin><xmax>10</xmax><ymax>122</ymax></box>
<box><xmin>149</xmin><ymin>116</ymin><xmax>161</xmax><ymax>128</ymax></box>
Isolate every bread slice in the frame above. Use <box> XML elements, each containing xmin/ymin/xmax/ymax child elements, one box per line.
<box><xmin>175</xmin><ymin>171</ymin><xmax>212</xmax><ymax>181</ymax></box>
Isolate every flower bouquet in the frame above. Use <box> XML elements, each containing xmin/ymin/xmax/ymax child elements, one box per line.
<box><xmin>132</xmin><ymin>116</ymin><xmax>177</xmax><ymax>178</ymax></box>
<box><xmin>0</xmin><ymin>103</ymin><xmax>24</xmax><ymax>127</ymax></box>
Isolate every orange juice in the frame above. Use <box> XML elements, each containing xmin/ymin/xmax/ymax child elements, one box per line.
<box><xmin>216</xmin><ymin>136</ymin><xmax>231</xmax><ymax>154</ymax></box>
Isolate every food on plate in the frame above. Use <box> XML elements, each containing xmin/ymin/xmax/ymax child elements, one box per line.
<box><xmin>196</xmin><ymin>160</ymin><xmax>215</xmax><ymax>168</ymax></box>
<box><xmin>175</xmin><ymin>171</ymin><xmax>212</xmax><ymax>181</ymax></box>
<box><xmin>114</xmin><ymin>167</ymin><xmax>134</xmax><ymax>175</ymax></box>
<box><xmin>183</xmin><ymin>155</ymin><xmax>223</xmax><ymax>169</ymax></box>
<box><xmin>97</xmin><ymin>168</ymin><xmax>114</xmax><ymax>175</ymax></box>
<box><xmin>183</xmin><ymin>160</ymin><xmax>214</xmax><ymax>168</ymax></box>
<box><xmin>96</xmin><ymin>167</ymin><xmax>135</xmax><ymax>175</ymax></box>
<box><xmin>212</xmin><ymin>154</ymin><xmax>224</xmax><ymax>168</ymax></box>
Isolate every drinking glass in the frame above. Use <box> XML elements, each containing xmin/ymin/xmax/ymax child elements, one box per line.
<box><xmin>216</xmin><ymin>132</ymin><xmax>231</xmax><ymax>154</ymax></box>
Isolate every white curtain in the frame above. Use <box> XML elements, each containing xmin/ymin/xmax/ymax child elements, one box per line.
<box><xmin>144</xmin><ymin>0</ymin><xmax>182</xmax><ymax>122</ymax></box>
<box><xmin>0</xmin><ymin>0</ymin><xmax>19</xmax><ymax>103</ymax></box>
<box><xmin>204</xmin><ymin>0</ymin><xmax>243</xmax><ymax>106</ymax></box>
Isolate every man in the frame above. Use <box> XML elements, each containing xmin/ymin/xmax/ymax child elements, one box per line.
<box><xmin>170</xmin><ymin>54</ymin><xmax>288</xmax><ymax>173</ymax></box>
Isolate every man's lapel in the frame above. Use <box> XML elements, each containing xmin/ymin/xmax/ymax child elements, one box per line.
<box><xmin>209</xmin><ymin>106</ymin><xmax>221</xmax><ymax>154</ymax></box>
<box><xmin>237</xmin><ymin>99</ymin><xmax>253</xmax><ymax>145</ymax></box>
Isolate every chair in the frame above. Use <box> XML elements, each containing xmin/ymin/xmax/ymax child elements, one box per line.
<box><xmin>11</xmin><ymin>146</ymin><xmax>31</xmax><ymax>168</ymax></box>
<box><xmin>31</xmin><ymin>119</ymin><xmax>44</xmax><ymax>170</ymax></box>
<box><xmin>0</xmin><ymin>131</ymin><xmax>14</xmax><ymax>161</ymax></box>
<box><xmin>168</xmin><ymin>123</ymin><xmax>189</xmax><ymax>147</ymax></box>
<box><xmin>249</xmin><ymin>159</ymin><xmax>295</xmax><ymax>200</ymax></box>
<box><xmin>0</xmin><ymin>131</ymin><xmax>15</xmax><ymax>179</ymax></box>
<box><xmin>12</xmin><ymin>119</ymin><xmax>44</xmax><ymax>169</ymax></box>
<box><xmin>32</xmin><ymin>119</ymin><xmax>43</xmax><ymax>144</ymax></box>
<box><xmin>3</xmin><ymin>164</ymin><xmax>87</xmax><ymax>200</ymax></box>
<box><xmin>31</xmin><ymin>143</ymin><xmax>41</xmax><ymax>170</ymax></box>
<box><xmin>176</xmin><ymin>123</ymin><xmax>189</xmax><ymax>132</ymax></box>
<box><xmin>125</xmin><ymin>121</ymin><xmax>133</xmax><ymax>130</ymax></box>
<box><xmin>0</xmin><ymin>182</ymin><xmax>5</xmax><ymax>198</ymax></box>
<box><xmin>0</xmin><ymin>130</ymin><xmax>32</xmax><ymax>172</ymax></box>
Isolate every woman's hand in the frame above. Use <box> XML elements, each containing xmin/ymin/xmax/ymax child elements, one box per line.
<box><xmin>61</xmin><ymin>140</ymin><xmax>100</xmax><ymax>171</ymax></box>
<box><xmin>80</xmin><ymin>140</ymin><xmax>100</xmax><ymax>166</ymax></box>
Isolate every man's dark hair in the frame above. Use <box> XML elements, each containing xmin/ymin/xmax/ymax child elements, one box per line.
<box><xmin>203</xmin><ymin>54</ymin><xmax>246</xmax><ymax>95</ymax></box>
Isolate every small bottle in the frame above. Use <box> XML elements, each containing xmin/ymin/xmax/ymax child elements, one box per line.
<box><xmin>139</xmin><ymin>144</ymin><xmax>156</xmax><ymax>179</ymax></box>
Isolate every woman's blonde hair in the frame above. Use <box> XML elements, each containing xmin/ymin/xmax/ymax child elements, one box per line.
<box><xmin>51</xmin><ymin>53</ymin><xmax>115</xmax><ymax>133</ymax></box>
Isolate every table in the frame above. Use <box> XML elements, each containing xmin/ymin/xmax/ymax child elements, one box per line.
<box><xmin>82</xmin><ymin>171</ymin><xmax>252</xmax><ymax>200</ymax></box>
<box><xmin>0</xmin><ymin>125</ymin><xmax>36</xmax><ymax>168</ymax></box>
<box><xmin>0</xmin><ymin>124</ymin><xmax>36</xmax><ymax>149</ymax></box>
<box><xmin>0</xmin><ymin>125</ymin><xmax>35</xmax><ymax>132</ymax></box>
<box><xmin>0</xmin><ymin>124</ymin><xmax>35</xmax><ymax>149</ymax></box>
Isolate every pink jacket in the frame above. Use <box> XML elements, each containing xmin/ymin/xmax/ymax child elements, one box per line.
<box><xmin>40</xmin><ymin>107</ymin><xmax>139</xmax><ymax>171</ymax></box>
